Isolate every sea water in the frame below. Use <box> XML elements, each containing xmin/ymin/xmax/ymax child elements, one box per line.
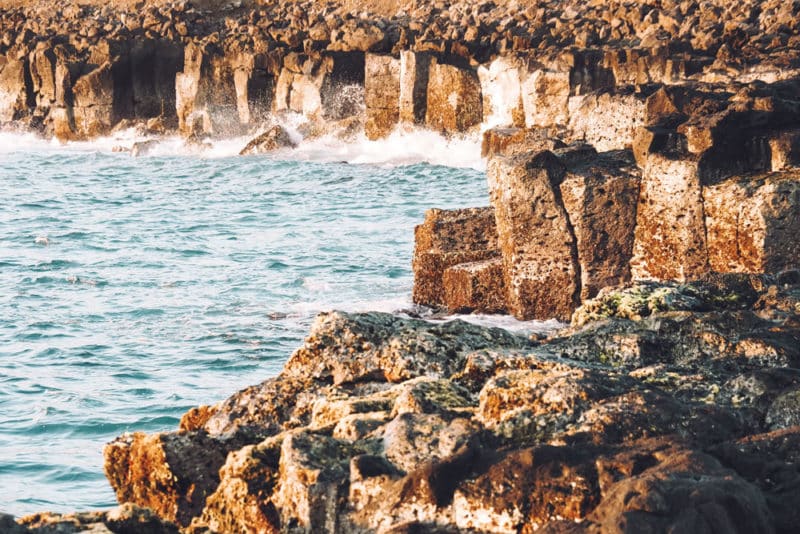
<box><xmin>0</xmin><ymin>128</ymin><xmax>550</xmax><ymax>515</ymax></box>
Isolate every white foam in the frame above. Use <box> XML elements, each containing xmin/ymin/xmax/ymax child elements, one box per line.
<box><xmin>0</xmin><ymin>119</ymin><xmax>484</xmax><ymax>169</ymax></box>
<box><xmin>441</xmin><ymin>314</ymin><xmax>565</xmax><ymax>336</ymax></box>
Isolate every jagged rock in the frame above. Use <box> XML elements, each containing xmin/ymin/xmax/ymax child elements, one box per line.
<box><xmin>283</xmin><ymin>311</ymin><xmax>529</xmax><ymax>385</ymax></box>
<box><xmin>130</xmin><ymin>139</ymin><xmax>159</xmax><ymax>157</ymax></box>
<box><xmin>487</xmin><ymin>151</ymin><xmax>579</xmax><ymax>321</ymax></box>
<box><xmin>412</xmin><ymin>207</ymin><xmax>499</xmax><ymax>308</ymax></box>
<box><xmin>520</xmin><ymin>63</ymin><xmax>571</xmax><ymax>128</ymax></box>
<box><xmin>703</xmin><ymin>172</ymin><xmax>800</xmax><ymax>274</ymax></box>
<box><xmin>0</xmin><ymin>513</ymin><xmax>29</xmax><ymax>533</ymax></box>
<box><xmin>425</xmin><ymin>60</ymin><xmax>482</xmax><ymax>133</ymax></box>
<box><xmin>239</xmin><ymin>125</ymin><xmax>297</xmax><ymax>155</ymax></box>
<box><xmin>70</xmin><ymin>62</ymin><xmax>115</xmax><ymax>138</ymax></box>
<box><xmin>442</xmin><ymin>257</ymin><xmax>506</xmax><ymax>314</ymax></box>
<box><xmin>364</xmin><ymin>53</ymin><xmax>400</xmax><ymax>140</ymax></box>
<box><xmin>103</xmin><ymin>431</ymin><xmax>234</xmax><ymax>527</ymax></box>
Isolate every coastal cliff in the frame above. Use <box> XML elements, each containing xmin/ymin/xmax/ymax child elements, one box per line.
<box><xmin>4</xmin><ymin>0</ymin><xmax>800</xmax><ymax>532</ymax></box>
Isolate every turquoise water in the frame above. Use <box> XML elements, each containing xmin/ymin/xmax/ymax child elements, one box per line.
<box><xmin>0</xmin><ymin>134</ymin><xmax>489</xmax><ymax>516</ymax></box>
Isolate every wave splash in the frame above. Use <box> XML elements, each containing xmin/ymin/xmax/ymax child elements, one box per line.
<box><xmin>0</xmin><ymin>118</ymin><xmax>485</xmax><ymax>170</ymax></box>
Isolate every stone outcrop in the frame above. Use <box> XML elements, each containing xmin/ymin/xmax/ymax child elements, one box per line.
<box><xmin>88</xmin><ymin>274</ymin><xmax>800</xmax><ymax>533</ymax></box>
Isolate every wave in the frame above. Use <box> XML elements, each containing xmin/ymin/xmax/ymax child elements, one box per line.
<box><xmin>0</xmin><ymin>119</ymin><xmax>485</xmax><ymax>170</ymax></box>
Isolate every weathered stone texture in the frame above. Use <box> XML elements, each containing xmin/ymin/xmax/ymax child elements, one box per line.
<box><xmin>425</xmin><ymin>61</ymin><xmax>482</xmax><ymax>133</ymax></box>
<box><xmin>487</xmin><ymin>152</ymin><xmax>580</xmax><ymax>321</ymax></box>
<box><xmin>442</xmin><ymin>257</ymin><xmax>506</xmax><ymax>314</ymax></box>
<box><xmin>412</xmin><ymin>207</ymin><xmax>499</xmax><ymax>308</ymax></box>
<box><xmin>364</xmin><ymin>53</ymin><xmax>400</xmax><ymax>140</ymax></box>
<box><xmin>704</xmin><ymin>172</ymin><xmax>800</xmax><ymax>274</ymax></box>
<box><xmin>630</xmin><ymin>154</ymin><xmax>709</xmax><ymax>281</ymax></box>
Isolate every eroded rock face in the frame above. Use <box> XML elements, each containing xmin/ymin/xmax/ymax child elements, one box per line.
<box><xmin>239</xmin><ymin>125</ymin><xmax>297</xmax><ymax>155</ymax></box>
<box><xmin>425</xmin><ymin>60</ymin><xmax>482</xmax><ymax>133</ymax></box>
<box><xmin>487</xmin><ymin>151</ymin><xmax>580</xmax><ymax>321</ymax></box>
<box><xmin>364</xmin><ymin>53</ymin><xmax>400</xmax><ymax>140</ymax></box>
<box><xmin>412</xmin><ymin>207</ymin><xmax>500</xmax><ymax>309</ymax></box>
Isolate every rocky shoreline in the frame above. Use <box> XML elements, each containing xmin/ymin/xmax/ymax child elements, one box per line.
<box><xmin>3</xmin><ymin>0</ymin><xmax>800</xmax><ymax>532</ymax></box>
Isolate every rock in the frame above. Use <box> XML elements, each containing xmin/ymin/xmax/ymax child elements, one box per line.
<box><xmin>630</xmin><ymin>152</ymin><xmax>709</xmax><ymax>281</ymax></box>
<box><xmin>103</xmin><ymin>431</ymin><xmax>234</xmax><ymax>527</ymax></box>
<box><xmin>70</xmin><ymin>62</ymin><xmax>116</xmax><ymax>138</ymax></box>
<box><xmin>16</xmin><ymin>504</ymin><xmax>178</xmax><ymax>533</ymax></box>
<box><xmin>559</xmin><ymin>150</ymin><xmax>641</xmax><ymax>300</ymax></box>
<box><xmin>398</xmin><ymin>51</ymin><xmax>431</xmax><ymax>125</ymax></box>
<box><xmin>364</xmin><ymin>53</ymin><xmax>400</xmax><ymax>139</ymax></box>
<box><xmin>412</xmin><ymin>207</ymin><xmax>499</xmax><ymax>308</ymax></box>
<box><xmin>581</xmin><ymin>448</ymin><xmax>773</xmax><ymax>534</ymax></box>
<box><xmin>703</xmin><ymin>171</ymin><xmax>800</xmax><ymax>274</ymax></box>
<box><xmin>521</xmin><ymin>63</ymin><xmax>571</xmax><ymax>128</ymax></box>
<box><xmin>283</xmin><ymin>311</ymin><xmax>529</xmax><ymax>385</ymax></box>
<box><xmin>0</xmin><ymin>57</ymin><xmax>31</xmax><ymax>122</ymax></box>
<box><xmin>765</xmin><ymin>388</ymin><xmax>800</xmax><ymax>430</ymax></box>
<box><xmin>130</xmin><ymin>139</ymin><xmax>159</xmax><ymax>157</ymax></box>
<box><xmin>382</xmin><ymin>413</ymin><xmax>477</xmax><ymax>473</ymax></box>
<box><xmin>425</xmin><ymin>60</ymin><xmax>482</xmax><ymax>133</ymax></box>
<box><xmin>566</xmin><ymin>89</ymin><xmax>646</xmax><ymax>151</ymax></box>
<box><xmin>481</xmin><ymin>127</ymin><xmax>566</xmax><ymax>158</ymax></box>
<box><xmin>487</xmin><ymin>151</ymin><xmax>579</xmax><ymax>321</ymax></box>
<box><xmin>0</xmin><ymin>513</ymin><xmax>30</xmax><ymax>533</ymax></box>
<box><xmin>239</xmin><ymin>124</ymin><xmax>297</xmax><ymax>155</ymax></box>
<box><xmin>442</xmin><ymin>257</ymin><xmax>506</xmax><ymax>314</ymax></box>
<box><xmin>478</xmin><ymin>56</ymin><xmax>524</xmax><ymax>128</ymax></box>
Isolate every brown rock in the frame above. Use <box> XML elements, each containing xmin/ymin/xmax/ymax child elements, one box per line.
<box><xmin>487</xmin><ymin>152</ymin><xmax>580</xmax><ymax>321</ymax></box>
<box><xmin>520</xmin><ymin>64</ymin><xmax>570</xmax><ymax>128</ymax></box>
<box><xmin>425</xmin><ymin>60</ymin><xmax>482</xmax><ymax>133</ymax></box>
<box><xmin>0</xmin><ymin>57</ymin><xmax>31</xmax><ymax>122</ymax></box>
<box><xmin>398</xmin><ymin>50</ymin><xmax>431</xmax><ymax>125</ymax></box>
<box><xmin>442</xmin><ymin>257</ymin><xmax>506</xmax><ymax>314</ymax></box>
<box><xmin>104</xmin><ymin>431</ymin><xmax>233</xmax><ymax>527</ymax></box>
<box><xmin>239</xmin><ymin>124</ymin><xmax>297</xmax><ymax>155</ymax></box>
<box><xmin>630</xmin><ymin>153</ymin><xmax>709</xmax><ymax>281</ymax></box>
<box><xmin>566</xmin><ymin>90</ymin><xmax>646</xmax><ymax>151</ymax></box>
<box><xmin>481</xmin><ymin>127</ymin><xmax>566</xmax><ymax>158</ymax></box>
<box><xmin>412</xmin><ymin>207</ymin><xmax>499</xmax><ymax>308</ymax></box>
<box><xmin>364</xmin><ymin>53</ymin><xmax>400</xmax><ymax>140</ymax></box>
<box><xmin>704</xmin><ymin>172</ymin><xmax>800</xmax><ymax>274</ymax></box>
<box><xmin>559</xmin><ymin>151</ymin><xmax>641</xmax><ymax>300</ymax></box>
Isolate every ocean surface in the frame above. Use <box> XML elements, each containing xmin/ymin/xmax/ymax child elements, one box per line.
<box><xmin>0</xmin><ymin>127</ymin><xmax>552</xmax><ymax>516</ymax></box>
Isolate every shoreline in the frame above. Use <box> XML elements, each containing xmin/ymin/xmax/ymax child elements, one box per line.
<box><xmin>3</xmin><ymin>0</ymin><xmax>800</xmax><ymax>531</ymax></box>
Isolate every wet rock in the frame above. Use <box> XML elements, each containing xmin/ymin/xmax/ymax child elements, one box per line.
<box><xmin>130</xmin><ymin>139</ymin><xmax>159</xmax><ymax>157</ymax></box>
<box><xmin>487</xmin><ymin>151</ymin><xmax>579</xmax><ymax>321</ymax></box>
<box><xmin>239</xmin><ymin>124</ymin><xmax>297</xmax><ymax>154</ymax></box>
<box><xmin>412</xmin><ymin>207</ymin><xmax>499</xmax><ymax>308</ymax></box>
<box><xmin>17</xmin><ymin>504</ymin><xmax>179</xmax><ymax>533</ymax></box>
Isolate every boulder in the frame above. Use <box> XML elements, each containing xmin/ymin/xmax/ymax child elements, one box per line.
<box><xmin>425</xmin><ymin>61</ymin><xmax>482</xmax><ymax>133</ymax></box>
<box><xmin>239</xmin><ymin>125</ymin><xmax>297</xmax><ymax>155</ymax></box>
<box><xmin>412</xmin><ymin>207</ymin><xmax>500</xmax><ymax>308</ymax></box>
<box><xmin>364</xmin><ymin>53</ymin><xmax>400</xmax><ymax>140</ymax></box>
<box><xmin>487</xmin><ymin>152</ymin><xmax>580</xmax><ymax>321</ymax></box>
<box><xmin>630</xmin><ymin>153</ymin><xmax>709</xmax><ymax>281</ymax></box>
<box><xmin>703</xmin><ymin>172</ymin><xmax>800</xmax><ymax>274</ymax></box>
<box><xmin>442</xmin><ymin>257</ymin><xmax>506</xmax><ymax>314</ymax></box>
